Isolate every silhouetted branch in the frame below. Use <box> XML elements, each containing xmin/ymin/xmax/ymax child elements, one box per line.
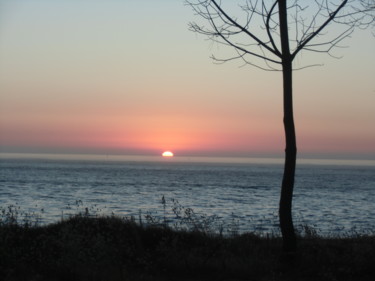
<box><xmin>291</xmin><ymin>0</ymin><xmax>349</xmax><ymax>59</ymax></box>
<box><xmin>187</xmin><ymin>0</ymin><xmax>374</xmax><ymax>69</ymax></box>
<box><xmin>303</xmin><ymin>27</ymin><xmax>354</xmax><ymax>59</ymax></box>
<box><xmin>266</xmin><ymin>1</ymin><xmax>282</xmax><ymax>57</ymax></box>
<box><xmin>187</xmin><ymin>0</ymin><xmax>283</xmax><ymax>70</ymax></box>
<box><xmin>210</xmin><ymin>0</ymin><xmax>281</xmax><ymax>57</ymax></box>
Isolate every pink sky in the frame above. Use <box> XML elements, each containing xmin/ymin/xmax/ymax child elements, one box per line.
<box><xmin>0</xmin><ymin>0</ymin><xmax>374</xmax><ymax>160</ymax></box>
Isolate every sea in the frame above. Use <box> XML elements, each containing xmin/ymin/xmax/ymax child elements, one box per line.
<box><xmin>1</xmin><ymin>153</ymin><xmax>375</xmax><ymax>236</ymax></box>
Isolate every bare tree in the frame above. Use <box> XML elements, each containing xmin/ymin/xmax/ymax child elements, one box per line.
<box><xmin>187</xmin><ymin>0</ymin><xmax>374</xmax><ymax>252</ymax></box>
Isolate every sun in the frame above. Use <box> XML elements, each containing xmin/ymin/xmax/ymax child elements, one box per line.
<box><xmin>162</xmin><ymin>151</ymin><xmax>174</xmax><ymax>157</ymax></box>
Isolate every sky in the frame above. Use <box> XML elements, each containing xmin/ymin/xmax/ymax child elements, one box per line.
<box><xmin>0</xmin><ymin>0</ymin><xmax>374</xmax><ymax>160</ymax></box>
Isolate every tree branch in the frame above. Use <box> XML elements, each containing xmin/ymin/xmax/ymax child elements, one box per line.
<box><xmin>209</xmin><ymin>0</ymin><xmax>281</xmax><ymax>58</ymax></box>
<box><xmin>292</xmin><ymin>0</ymin><xmax>349</xmax><ymax>59</ymax></box>
<box><xmin>266</xmin><ymin>1</ymin><xmax>282</xmax><ymax>57</ymax></box>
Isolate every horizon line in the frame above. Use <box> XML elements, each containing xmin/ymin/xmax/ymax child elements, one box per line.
<box><xmin>1</xmin><ymin>152</ymin><xmax>374</xmax><ymax>167</ymax></box>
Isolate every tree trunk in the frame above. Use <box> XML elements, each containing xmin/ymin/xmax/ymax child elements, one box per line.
<box><xmin>280</xmin><ymin>59</ymin><xmax>297</xmax><ymax>252</ymax></box>
<box><xmin>278</xmin><ymin>0</ymin><xmax>297</xmax><ymax>252</ymax></box>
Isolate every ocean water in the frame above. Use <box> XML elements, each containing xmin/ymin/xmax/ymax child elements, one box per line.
<box><xmin>1</xmin><ymin>156</ymin><xmax>374</xmax><ymax>236</ymax></box>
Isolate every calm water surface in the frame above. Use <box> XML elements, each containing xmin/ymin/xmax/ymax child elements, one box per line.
<box><xmin>1</xmin><ymin>156</ymin><xmax>374</xmax><ymax>235</ymax></box>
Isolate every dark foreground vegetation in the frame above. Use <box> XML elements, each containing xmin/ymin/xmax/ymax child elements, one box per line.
<box><xmin>1</xmin><ymin>208</ymin><xmax>375</xmax><ymax>281</ymax></box>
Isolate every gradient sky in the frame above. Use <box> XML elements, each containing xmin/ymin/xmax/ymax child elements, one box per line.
<box><xmin>0</xmin><ymin>0</ymin><xmax>374</xmax><ymax>159</ymax></box>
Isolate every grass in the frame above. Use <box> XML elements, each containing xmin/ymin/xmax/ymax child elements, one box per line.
<box><xmin>1</xmin><ymin>203</ymin><xmax>374</xmax><ymax>281</ymax></box>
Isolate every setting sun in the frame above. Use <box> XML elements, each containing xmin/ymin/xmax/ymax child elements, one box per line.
<box><xmin>162</xmin><ymin>151</ymin><xmax>174</xmax><ymax>157</ymax></box>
